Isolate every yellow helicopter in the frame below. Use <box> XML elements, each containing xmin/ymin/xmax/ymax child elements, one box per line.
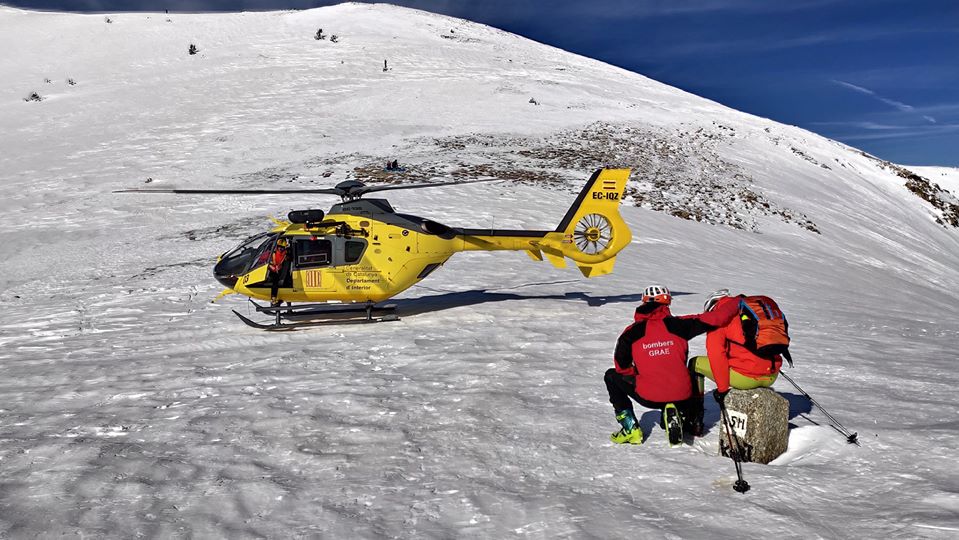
<box><xmin>120</xmin><ymin>168</ymin><xmax>632</xmax><ymax>329</ymax></box>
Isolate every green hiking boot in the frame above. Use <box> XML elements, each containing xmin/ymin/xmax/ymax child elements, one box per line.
<box><xmin>664</xmin><ymin>403</ymin><xmax>683</xmax><ymax>447</ymax></box>
<box><xmin>610</xmin><ymin>409</ymin><xmax>643</xmax><ymax>445</ymax></box>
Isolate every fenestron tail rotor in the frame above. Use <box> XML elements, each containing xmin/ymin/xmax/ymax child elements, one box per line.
<box><xmin>573</xmin><ymin>213</ymin><xmax>613</xmax><ymax>255</ymax></box>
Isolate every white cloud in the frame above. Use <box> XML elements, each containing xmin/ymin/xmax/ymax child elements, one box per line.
<box><xmin>832</xmin><ymin>80</ymin><xmax>875</xmax><ymax>95</ymax></box>
<box><xmin>879</xmin><ymin>97</ymin><xmax>914</xmax><ymax>112</ymax></box>
<box><xmin>811</xmin><ymin>121</ymin><xmax>904</xmax><ymax>131</ymax></box>
<box><xmin>824</xmin><ymin>123</ymin><xmax>959</xmax><ymax>141</ymax></box>
<box><xmin>832</xmin><ymin>79</ymin><xmax>920</xmax><ymax>114</ymax></box>
<box><xmin>840</xmin><ymin>129</ymin><xmax>959</xmax><ymax>141</ymax></box>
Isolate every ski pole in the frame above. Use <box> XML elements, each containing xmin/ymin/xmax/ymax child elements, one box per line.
<box><xmin>718</xmin><ymin>400</ymin><xmax>750</xmax><ymax>494</ymax></box>
<box><xmin>779</xmin><ymin>371</ymin><xmax>859</xmax><ymax>446</ymax></box>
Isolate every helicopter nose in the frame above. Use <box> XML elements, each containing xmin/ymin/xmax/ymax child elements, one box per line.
<box><xmin>214</xmin><ymin>273</ymin><xmax>238</xmax><ymax>289</ymax></box>
<box><xmin>213</xmin><ymin>259</ymin><xmax>239</xmax><ymax>289</ymax></box>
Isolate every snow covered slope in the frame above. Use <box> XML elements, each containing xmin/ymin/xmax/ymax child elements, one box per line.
<box><xmin>913</xmin><ymin>165</ymin><xmax>959</xmax><ymax>196</ymax></box>
<box><xmin>1</xmin><ymin>4</ymin><xmax>958</xmax><ymax>538</ymax></box>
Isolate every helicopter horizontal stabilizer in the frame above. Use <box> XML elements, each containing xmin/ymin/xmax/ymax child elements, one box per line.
<box><xmin>576</xmin><ymin>257</ymin><xmax>617</xmax><ymax>278</ymax></box>
<box><xmin>525</xmin><ymin>249</ymin><xmax>544</xmax><ymax>261</ymax></box>
<box><xmin>542</xmin><ymin>249</ymin><xmax>567</xmax><ymax>269</ymax></box>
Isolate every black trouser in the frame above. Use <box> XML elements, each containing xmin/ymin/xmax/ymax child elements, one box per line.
<box><xmin>686</xmin><ymin>358</ymin><xmax>705</xmax><ymax>425</ymax></box>
<box><xmin>269</xmin><ymin>261</ymin><xmax>291</xmax><ymax>300</ymax></box>
<box><xmin>604</xmin><ymin>368</ymin><xmax>698</xmax><ymax>420</ymax></box>
<box><xmin>270</xmin><ymin>278</ymin><xmax>280</xmax><ymax>301</ymax></box>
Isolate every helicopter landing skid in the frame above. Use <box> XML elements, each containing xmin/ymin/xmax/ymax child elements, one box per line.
<box><xmin>233</xmin><ymin>300</ymin><xmax>399</xmax><ymax>330</ymax></box>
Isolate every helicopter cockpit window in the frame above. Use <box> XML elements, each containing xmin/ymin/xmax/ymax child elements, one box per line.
<box><xmin>216</xmin><ymin>233</ymin><xmax>275</xmax><ymax>277</ymax></box>
<box><xmin>344</xmin><ymin>240</ymin><xmax>367</xmax><ymax>264</ymax></box>
<box><xmin>294</xmin><ymin>238</ymin><xmax>332</xmax><ymax>269</ymax></box>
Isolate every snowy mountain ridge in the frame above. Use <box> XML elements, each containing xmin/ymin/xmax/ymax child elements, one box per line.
<box><xmin>3</xmin><ymin>3</ymin><xmax>956</xmax><ymax>236</ymax></box>
<box><xmin>1</xmin><ymin>4</ymin><xmax>959</xmax><ymax>538</ymax></box>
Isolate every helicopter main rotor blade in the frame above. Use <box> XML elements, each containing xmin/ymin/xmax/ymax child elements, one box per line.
<box><xmin>358</xmin><ymin>178</ymin><xmax>502</xmax><ymax>195</ymax></box>
<box><xmin>115</xmin><ymin>178</ymin><xmax>503</xmax><ymax>198</ymax></box>
<box><xmin>114</xmin><ymin>188</ymin><xmax>344</xmax><ymax>195</ymax></box>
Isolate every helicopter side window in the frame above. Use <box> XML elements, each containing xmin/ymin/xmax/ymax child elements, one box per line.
<box><xmin>294</xmin><ymin>238</ymin><xmax>332</xmax><ymax>269</ymax></box>
<box><xmin>344</xmin><ymin>240</ymin><xmax>367</xmax><ymax>264</ymax></box>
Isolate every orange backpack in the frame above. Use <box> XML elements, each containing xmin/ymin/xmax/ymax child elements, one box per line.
<box><xmin>738</xmin><ymin>295</ymin><xmax>793</xmax><ymax>367</ymax></box>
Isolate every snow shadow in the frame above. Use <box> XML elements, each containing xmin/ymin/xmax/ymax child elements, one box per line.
<box><xmin>392</xmin><ymin>288</ymin><xmax>696</xmax><ymax>316</ymax></box>
<box><xmin>637</xmin><ymin>410</ymin><xmax>665</xmax><ymax>442</ymax></box>
<box><xmin>781</xmin><ymin>391</ymin><xmax>814</xmax><ymax>419</ymax></box>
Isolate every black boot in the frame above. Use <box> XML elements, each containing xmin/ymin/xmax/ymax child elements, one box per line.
<box><xmin>685</xmin><ymin>360</ymin><xmax>705</xmax><ymax>437</ymax></box>
<box><xmin>664</xmin><ymin>403</ymin><xmax>683</xmax><ymax>447</ymax></box>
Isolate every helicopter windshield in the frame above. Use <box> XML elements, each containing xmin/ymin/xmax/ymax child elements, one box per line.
<box><xmin>214</xmin><ymin>233</ymin><xmax>276</xmax><ymax>287</ymax></box>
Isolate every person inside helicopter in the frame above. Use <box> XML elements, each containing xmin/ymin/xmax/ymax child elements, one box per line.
<box><xmin>269</xmin><ymin>237</ymin><xmax>290</xmax><ymax>305</ymax></box>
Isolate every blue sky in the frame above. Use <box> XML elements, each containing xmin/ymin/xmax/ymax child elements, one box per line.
<box><xmin>11</xmin><ymin>0</ymin><xmax>959</xmax><ymax>166</ymax></box>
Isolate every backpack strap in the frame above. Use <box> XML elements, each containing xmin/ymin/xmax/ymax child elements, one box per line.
<box><xmin>782</xmin><ymin>349</ymin><xmax>793</xmax><ymax>368</ymax></box>
<box><xmin>737</xmin><ymin>298</ymin><xmax>759</xmax><ymax>350</ymax></box>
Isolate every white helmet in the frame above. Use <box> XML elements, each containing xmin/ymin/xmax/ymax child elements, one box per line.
<box><xmin>642</xmin><ymin>285</ymin><xmax>671</xmax><ymax>305</ymax></box>
<box><xmin>704</xmin><ymin>289</ymin><xmax>731</xmax><ymax>311</ymax></box>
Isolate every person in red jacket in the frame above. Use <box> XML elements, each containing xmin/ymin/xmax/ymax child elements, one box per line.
<box><xmin>269</xmin><ymin>237</ymin><xmax>290</xmax><ymax>305</ymax></box>
<box><xmin>686</xmin><ymin>289</ymin><xmax>783</xmax><ymax>435</ymax></box>
<box><xmin>606</xmin><ymin>285</ymin><xmax>739</xmax><ymax>445</ymax></box>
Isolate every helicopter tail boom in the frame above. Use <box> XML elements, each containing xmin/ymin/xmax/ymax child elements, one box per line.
<box><xmin>455</xmin><ymin>168</ymin><xmax>632</xmax><ymax>277</ymax></box>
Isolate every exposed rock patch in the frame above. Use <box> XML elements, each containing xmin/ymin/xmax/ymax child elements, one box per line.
<box><xmin>862</xmin><ymin>153</ymin><xmax>959</xmax><ymax>228</ymax></box>
<box><xmin>228</xmin><ymin>122</ymin><xmax>825</xmax><ymax>234</ymax></box>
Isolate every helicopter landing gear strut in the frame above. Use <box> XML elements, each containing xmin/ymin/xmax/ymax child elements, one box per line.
<box><xmin>233</xmin><ymin>300</ymin><xmax>399</xmax><ymax>330</ymax></box>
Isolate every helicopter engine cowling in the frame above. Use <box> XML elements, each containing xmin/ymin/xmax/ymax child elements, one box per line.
<box><xmin>288</xmin><ymin>209</ymin><xmax>326</xmax><ymax>224</ymax></box>
<box><xmin>420</xmin><ymin>219</ymin><xmax>457</xmax><ymax>240</ymax></box>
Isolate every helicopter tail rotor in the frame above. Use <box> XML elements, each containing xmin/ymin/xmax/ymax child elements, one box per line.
<box><xmin>536</xmin><ymin>168</ymin><xmax>632</xmax><ymax>277</ymax></box>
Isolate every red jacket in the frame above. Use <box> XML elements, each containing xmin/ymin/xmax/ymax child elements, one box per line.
<box><xmin>706</xmin><ymin>296</ymin><xmax>782</xmax><ymax>392</ymax></box>
<box><xmin>269</xmin><ymin>246</ymin><xmax>287</xmax><ymax>273</ymax></box>
<box><xmin>614</xmin><ymin>300</ymin><xmax>739</xmax><ymax>403</ymax></box>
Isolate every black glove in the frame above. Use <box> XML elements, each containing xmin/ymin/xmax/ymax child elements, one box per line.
<box><xmin>713</xmin><ymin>388</ymin><xmax>729</xmax><ymax>405</ymax></box>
